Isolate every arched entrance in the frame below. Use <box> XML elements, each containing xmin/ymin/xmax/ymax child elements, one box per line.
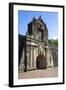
<box><xmin>36</xmin><ymin>53</ymin><xmax>46</xmax><ymax>69</ymax></box>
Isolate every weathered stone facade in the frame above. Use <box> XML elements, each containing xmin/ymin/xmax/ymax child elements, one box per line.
<box><xmin>19</xmin><ymin>16</ymin><xmax>58</xmax><ymax>72</ymax></box>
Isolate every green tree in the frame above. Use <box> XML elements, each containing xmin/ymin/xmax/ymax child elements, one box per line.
<box><xmin>48</xmin><ymin>39</ymin><xmax>58</xmax><ymax>47</ymax></box>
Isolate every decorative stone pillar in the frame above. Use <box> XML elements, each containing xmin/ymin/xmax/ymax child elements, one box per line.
<box><xmin>49</xmin><ymin>50</ymin><xmax>54</xmax><ymax>67</ymax></box>
<box><xmin>46</xmin><ymin>47</ymin><xmax>54</xmax><ymax>68</ymax></box>
<box><xmin>45</xmin><ymin>45</ymin><xmax>51</xmax><ymax>68</ymax></box>
<box><xmin>34</xmin><ymin>47</ymin><xmax>38</xmax><ymax>69</ymax></box>
<box><xmin>46</xmin><ymin>48</ymin><xmax>51</xmax><ymax>68</ymax></box>
<box><xmin>19</xmin><ymin>48</ymin><xmax>25</xmax><ymax>72</ymax></box>
<box><xmin>30</xmin><ymin>47</ymin><xmax>33</xmax><ymax>69</ymax></box>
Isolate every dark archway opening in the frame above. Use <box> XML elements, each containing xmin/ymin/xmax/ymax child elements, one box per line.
<box><xmin>36</xmin><ymin>54</ymin><xmax>46</xmax><ymax>69</ymax></box>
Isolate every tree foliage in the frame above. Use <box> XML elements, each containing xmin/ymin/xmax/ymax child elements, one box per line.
<box><xmin>48</xmin><ymin>39</ymin><xmax>58</xmax><ymax>47</ymax></box>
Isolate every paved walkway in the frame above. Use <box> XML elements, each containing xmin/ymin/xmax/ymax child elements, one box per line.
<box><xmin>18</xmin><ymin>67</ymin><xmax>58</xmax><ymax>79</ymax></box>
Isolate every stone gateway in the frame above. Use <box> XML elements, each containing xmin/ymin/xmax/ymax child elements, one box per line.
<box><xmin>19</xmin><ymin>16</ymin><xmax>58</xmax><ymax>72</ymax></box>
